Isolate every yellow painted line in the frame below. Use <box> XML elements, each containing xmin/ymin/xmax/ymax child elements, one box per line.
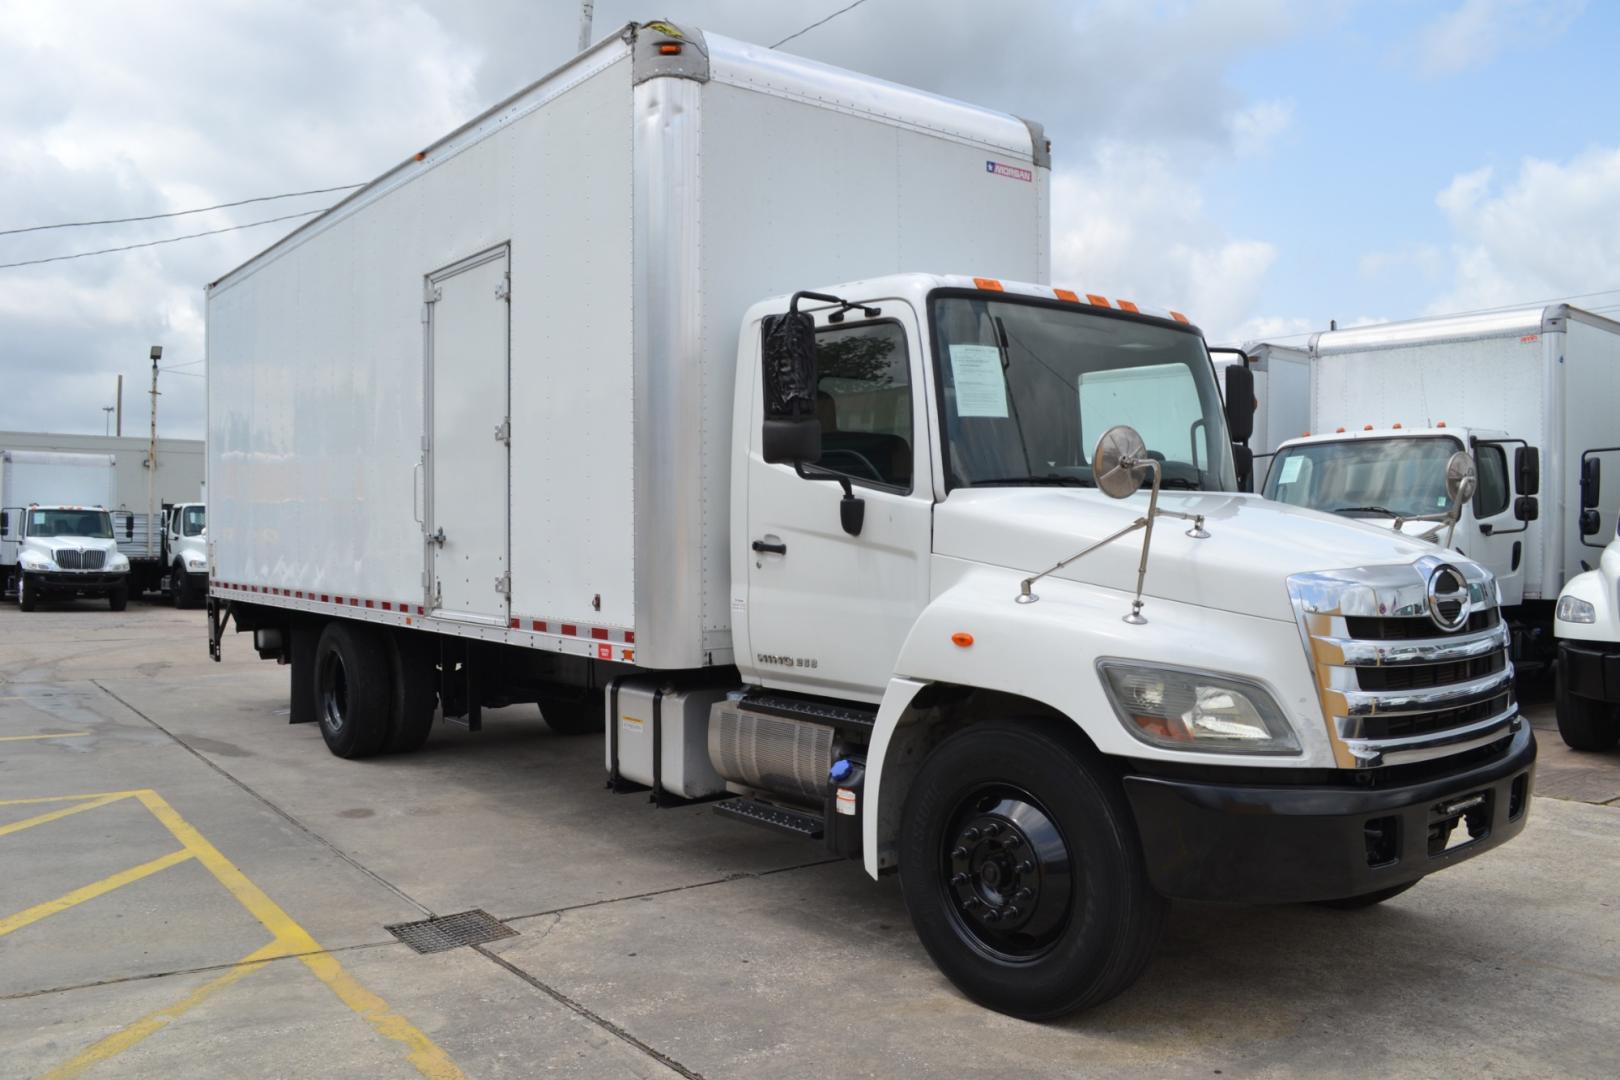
<box><xmin>134</xmin><ymin>791</ymin><xmax>465</xmax><ymax>1079</ymax></box>
<box><xmin>0</xmin><ymin>792</ymin><xmax>130</xmax><ymax>839</ymax></box>
<box><xmin>39</xmin><ymin>941</ymin><xmax>284</xmax><ymax>1080</ymax></box>
<box><xmin>0</xmin><ymin>848</ymin><xmax>194</xmax><ymax>938</ymax></box>
<box><xmin>0</xmin><ymin>789</ymin><xmax>145</xmax><ymax>807</ymax></box>
<box><xmin>0</xmin><ymin>731</ymin><xmax>91</xmax><ymax>742</ymax></box>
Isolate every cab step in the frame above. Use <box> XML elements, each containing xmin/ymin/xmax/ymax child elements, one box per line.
<box><xmin>714</xmin><ymin>797</ymin><xmax>825</xmax><ymax>840</ymax></box>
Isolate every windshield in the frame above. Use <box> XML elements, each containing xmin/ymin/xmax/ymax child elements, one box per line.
<box><xmin>1263</xmin><ymin>436</ymin><xmax>1463</xmax><ymax>518</ymax></box>
<box><xmin>181</xmin><ymin>505</ymin><xmax>205</xmax><ymax>536</ymax></box>
<box><xmin>28</xmin><ymin>509</ymin><xmax>113</xmax><ymax>539</ymax></box>
<box><xmin>930</xmin><ymin>294</ymin><xmax>1235</xmax><ymax>491</ymax></box>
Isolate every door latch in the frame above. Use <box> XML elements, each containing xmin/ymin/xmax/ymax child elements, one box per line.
<box><xmin>494</xmin><ymin>571</ymin><xmax>511</xmax><ymax>595</ymax></box>
<box><xmin>428</xmin><ymin>528</ymin><xmax>446</xmax><ymax>547</ymax></box>
<box><xmin>494</xmin><ymin>418</ymin><xmax>511</xmax><ymax>445</ymax></box>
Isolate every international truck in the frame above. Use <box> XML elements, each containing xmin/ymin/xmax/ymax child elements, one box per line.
<box><xmin>163</xmin><ymin>501</ymin><xmax>208</xmax><ymax>607</ymax></box>
<box><xmin>204</xmin><ymin>21</ymin><xmax>1535</xmax><ymax>1019</ymax></box>
<box><xmin>1552</xmin><ymin>523</ymin><xmax>1620</xmax><ymax>750</ymax></box>
<box><xmin>1260</xmin><ymin>304</ymin><xmax>1620</xmax><ymax>675</ymax></box>
<box><xmin>1</xmin><ymin>450</ymin><xmax>133</xmax><ymax>609</ymax></box>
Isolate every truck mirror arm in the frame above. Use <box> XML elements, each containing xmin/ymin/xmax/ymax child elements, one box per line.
<box><xmin>793</xmin><ymin>463</ymin><xmax>865</xmax><ymax>537</ymax></box>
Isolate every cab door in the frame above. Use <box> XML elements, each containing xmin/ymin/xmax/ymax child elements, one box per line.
<box><xmin>1467</xmin><ymin>439</ymin><xmax>1524</xmax><ymax>606</ymax></box>
<box><xmin>741</xmin><ymin>304</ymin><xmax>934</xmax><ymax>701</ymax></box>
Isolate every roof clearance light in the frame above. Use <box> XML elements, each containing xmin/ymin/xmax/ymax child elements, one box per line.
<box><xmin>1116</xmin><ymin>299</ymin><xmax>1140</xmax><ymax>313</ymax></box>
<box><xmin>973</xmin><ymin>277</ymin><xmax>1003</xmax><ymax>292</ymax></box>
<box><xmin>1363</xmin><ymin>424</ymin><xmax>1374</xmax><ymax>431</ymax></box>
<box><xmin>1170</xmin><ymin>310</ymin><xmax>1189</xmax><ymax>324</ymax></box>
<box><xmin>1054</xmin><ymin>288</ymin><xmax>1079</xmax><ymax>302</ymax></box>
<box><xmin>1336</xmin><ymin>427</ymin><xmax>1346</xmax><ymax>433</ymax></box>
<box><xmin>1086</xmin><ymin>293</ymin><xmax>1110</xmax><ymax>307</ymax></box>
<box><xmin>1393</xmin><ymin>422</ymin><xmax>1403</xmax><ymax>429</ymax></box>
<box><xmin>1437</xmin><ymin>421</ymin><xmax>1447</xmax><ymax>428</ymax></box>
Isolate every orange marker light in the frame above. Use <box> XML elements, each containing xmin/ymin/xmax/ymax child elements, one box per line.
<box><xmin>973</xmin><ymin>277</ymin><xmax>1003</xmax><ymax>292</ymax></box>
<box><xmin>658</xmin><ymin>42</ymin><xmax>682</xmax><ymax>55</ymax></box>
<box><xmin>1086</xmin><ymin>293</ymin><xmax>1110</xmax><ymax>307</ymax></box>
<box><xmin>1170</xmin><ymin>310</ymin><xmax>1189</xmax><ymax>324</ymax></box>
<box><xmin>1116</xmin><ymin>299</ymin><xmax>1140</xmax><ymax>313</ymax></box>
<box><xmin>1054</xmin><ymin>288</ymin><xmax>1079</xmax><ymax>303</ymax></box>
<box><xmin>1336</xmin><ymin>427</ymin><xmax>1346</xmax><ymax>433</ymax></box>
<box><xmin>1393</xmin><ymin>422</ymin><xmax>1403</xmax><ymax>429</ymax></box>
<box><xmin>1364</xmin><ymin>424</ymin><xmax>1374</xmax><ymax>431</ymax></box>
<box><xmin>951</xmin><ymin>632</ymin><xmax>974</xmax><ymax>648</ymax></box>
<box><xmin>1437</xmin><ymin>421</ymin><xmax>1447</xmax><ymax>428</ymax></box>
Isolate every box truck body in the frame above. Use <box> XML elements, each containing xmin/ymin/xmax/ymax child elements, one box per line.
<box><xmin>206</xmin><ymin>22</ymin><xmax>1535</xmax><ymax>1019</ymax></box>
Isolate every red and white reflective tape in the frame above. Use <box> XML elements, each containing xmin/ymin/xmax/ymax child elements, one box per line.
<box><xmin>505</xmin><ymin>616</ymin><xmax>634</xmax><ymax>645</ymax></box>
<box><xmin>213</xmin><ymin>581</ymin><xmax>427</xmax><ymax>615</ymax></box>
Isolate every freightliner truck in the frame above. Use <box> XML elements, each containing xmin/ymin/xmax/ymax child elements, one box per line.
<box><xmin>204</xmin><ymin>22</ymin><xmax>1536</xmax><ymax>1018</ymax></box>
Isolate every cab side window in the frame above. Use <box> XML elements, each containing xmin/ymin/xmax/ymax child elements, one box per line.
<box><xmin>1474</xmin><ymin>445</ymin><xmax>1510</xmax><ymax>517</ymax></box>
<box><xmin>813</xmin><ymin>322</ymin><xmax>913</xmax><ymax>490</ymax></box>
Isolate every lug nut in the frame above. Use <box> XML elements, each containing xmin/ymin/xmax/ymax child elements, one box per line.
<box><xmin>983</xmin><ymin>821</ymin><xmax>1001</xmax><ymax>836</ymax></box>
<box><xmin>1014</xmin><ymin>887</ymin><xmax>1032</xmax><ymax>901</ymax></box>
<box><xmin>962</xmin><ymin>827</ymin><xmax>981</xmax><ymax>842</ymax></box>
<box><xmin>1017</xmin><ymin>860</ymin><xmax>1035</xmax><ymax>874</ymax></box>
<box><xmin>963</xmin><ymin>896</ymin><xmax>981</xmax><ymax>909</ymax></box>
<box><xmin>1004</xmin><ymin>906</ymin><xmax>1020</xmax><ymax>919</ymax></box>
<box><xmin>950</xmin><ymin>846</ymin><xmax>968</xmax><ymax>859</ymax></box>
<box><xmin>999</xmin><ymin>836</ymin><xmax>1021</xmax><ymax>850</ymax></box>
<box><xmin>951</xmin><ymin>873</ymin><xmax>968</xmax><ymax>886</ymax></box>
<box><xmin>982</xmin><ymin>909</ymin><xmax>1001</xmax><ymax>923</ymax></box>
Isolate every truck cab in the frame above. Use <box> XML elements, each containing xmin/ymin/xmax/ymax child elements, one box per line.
<box><xmin>1264</xmin><ymin>425</ymin><xmax>1539</xmax><ymax>624</ymax></box>
<box><xmin>1552</xmin><ymin>528</ymin><xmax>1620</xmax><ymax>751</ymax></box>
<box><xmin>164</xmin><ymin>502</ymin><xmax>207</xmax><ymax>608</ymax></box>
<box><xmin>12</xmin><ymin>505</ymin><xmax>131</xmax><ymax>611</ymax></box>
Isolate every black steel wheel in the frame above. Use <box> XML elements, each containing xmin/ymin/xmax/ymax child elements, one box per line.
<box><xmin>18</xmin><ymin>572</ymin><xmax>37</xmax><ymax>612</ymax></box>
<box><xmin>382</xmin><ymin>629</ymin><xmax>437</xmax><ymax>754</ymax></box>
<box><xmin>899</xmin><ymin>721</ymin><xmax>1165</xmax><ymax>1019</ymax></box>
<box><xmin>107</xmin><ymin>583</ymin><xmax>128</xmax><ymax>612</ymax></box>
<box><xmin>312</xmin><ymin>621</ymin><xmax>389</xmax><ymax>759</ymax></box>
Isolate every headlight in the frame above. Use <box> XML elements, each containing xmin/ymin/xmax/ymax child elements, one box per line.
<box><xmin>109</xmin><ymin>554</ymin><xmax>130</xmax><ymax>570</ymax></box>
<box><xmin>1098</xmin><ymin>661</ymin><xmax>1301</xmax><ymax>753</ymax></box>
<box><xmin>1556</xmin><ymin>595</ymin><xmax>1596</xmax><ymax>624</ymax></box>
<box><xmin>185</xmin><ymin>555</ymin><xmax>207</xmax><ymax>570</ymax></box>
<box><xmin>20</xmin><ymin>556</ymin><xmax>54</xmax><ymax>571</ymax></box>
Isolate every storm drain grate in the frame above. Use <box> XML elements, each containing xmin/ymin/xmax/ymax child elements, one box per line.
<box><xmin>385</xmin><ymin>909</ymin><xmax>517</xmax><ymax>954</ymax></box>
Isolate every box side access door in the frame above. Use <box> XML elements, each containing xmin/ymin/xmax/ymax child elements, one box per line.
<box><xmin>425</xmin><ymin>245</ymin><xmax>511</xmax><ymax>624</ymax></box>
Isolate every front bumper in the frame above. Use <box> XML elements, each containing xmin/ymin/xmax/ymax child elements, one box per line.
<box><xmin>1559</xmin><ymin>641</ymin><xmax>1620</xmax><ymax>704</ymax></box>
<box><xmin>1124</xmin><ymin>723</ymin><xmax>1536</xmax><ymax>904</ymax></box>
<box><xmin>31</xmin><ymin>571</ymin><xmax>127</xmax><ymax>593</ymax></box>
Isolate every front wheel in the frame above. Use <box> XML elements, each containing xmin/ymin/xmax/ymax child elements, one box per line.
<box><xmin>1556</xmin><ymin>665</ymin><xmax>1620</xmax><ymax>751</ymax></box>
<box><xmin>108</xmin><ymin>583</ymin><xmax>128</xmax><ymax>611</ymax></box>
<box><xmin>898</xmin><ymin>722</ymin><xmax>1166</xmax><ymax>1020</ymax></box>
<box><xmin>18</xmin><ymin>572</ymin><xmax>37</xmax><ymax>612</ymax></box>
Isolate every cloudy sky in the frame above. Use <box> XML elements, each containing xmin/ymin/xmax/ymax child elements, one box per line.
<box><xmin>2</xmin><ymin>0</ymin><xmax>1617</xmax><ymax>439</ymax></box>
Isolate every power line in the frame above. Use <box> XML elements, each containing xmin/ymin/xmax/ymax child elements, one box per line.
<box><xmin>0</xmin><ymin>210</ymin><xmax>323</xmax><ymax>271</ymax></box>
<box><xmin>771</xmin><ymin>0</ymin><xmax>871</xmax><ymax>49</ymax></box>
<box><xmin>0</xmin><ymin>184</ymin><xmax>364</xmax><ymax>237</ymax></box>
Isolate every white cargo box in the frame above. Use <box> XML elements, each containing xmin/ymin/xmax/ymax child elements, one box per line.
<box><xmin>1</xmin><ymin>451</ymin><xmax>119</xmax><ymax>567</ymax></box>
<box><xmin>206</xmin><ymin>22</ymin><xmax>1049</xmax><ymax>669</ymax></box>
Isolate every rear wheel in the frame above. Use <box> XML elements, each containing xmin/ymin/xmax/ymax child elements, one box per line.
<box><xmin>383</xmin><ymin>631</ymin><xmax>437</xmax><ymax>754</ymax></box>
<box><xmin>313</xmin><ymin>621</ymin><xmax>390</xmax><ymax>759</ymax></box>
<box><xmin>1556</xmin><ymin>665</ymin><xmax>1620</xmax><ymax>752</ymax></box>
<box><xmin>18</xmin><ymin>572</ymin><xmax>37</xmax><ymax>612</ymax></box>
<box><xmin>898</xmin><ymin>722</ymin><xmax>1166</xmax><ymax>1020</ymax></box>
<box><xmin>1315</xmin><ymin>880</ymin><xmax>1420</xmax><ymax>909</ymax></box>
<box><xmin>538</xmin><ymin>690</ymin><xmax>605</xmax><ymax>735</ymax></box>
<box><xmin>108</xmin><ymin>583</ymin><xmax>128</xmax><ymax>612</ymax></box>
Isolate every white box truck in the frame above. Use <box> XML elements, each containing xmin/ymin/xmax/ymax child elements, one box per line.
<box><xmin>205</xmin><ymin>22</ymin><xmax>1535</xmax><ymax>1019</ymax></box>
<box><xmin>1260</xmin><ymin>304</ymin><xmax>1620</xmax><ymax>676</ymax></box>
<box><xmin>1211</xmin><ymin>342</ymin><xmax>1310</xmax><ymax>487</ymax></box>
<box><xmin>1553</xmin><ymin>525</ymin><xmax>1620</xmax><ymax>750</ymax></box>
<box><xmin>1</xmin><ymin>450</ymin><xmax>134</xmax><ymax>609</ymax></box>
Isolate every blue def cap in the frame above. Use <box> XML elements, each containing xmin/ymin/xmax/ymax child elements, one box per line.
<box><xmin>829</xmin><ymin>758</ymin><xmax>853</xmax><ymax>783</ymax></box>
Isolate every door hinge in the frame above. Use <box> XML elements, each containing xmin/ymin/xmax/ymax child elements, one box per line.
<box><xmin>425</xmin><ymin>283</ymin><xmax>443</xmax><ymax>303</ymax></box>
<box><xmin>495</xmin><ymin>274</ymin><xmax>510</xmax><ymax>302</ymax></box>
<box><xmin>494</xmin><ymin>418</ymin><xmax>511</xmax><ymax>445</ymax></box>
<box><xmin>494</xmin><ymin>571</ymin><xmax>511</xmax><ymax>596</ymax></box>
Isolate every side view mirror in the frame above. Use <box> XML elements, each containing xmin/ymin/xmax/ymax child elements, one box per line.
<box><xmin>760</xmin><ymin>298</ymin><xmax>822</xmax><ymax>466</ymax></box>
<box><xmin>1231</xmin><ymin>444</ymin><xmax>1255</xmax><ymax>493</ymax></box>
<box><xmin>1581</xmin><ymin>456</ymin><xmax>1601</xmax><ymax>510</ymax></box>
<box><xmin>1580</xmin><ymin>508</ymin><xmax>1602</xmax><ymax>537</ymax></box>
<box><xmin>1514</xmin><ymin>496</ymin><xmax>1539</xmax><ymax>522</ymax></box>
<box><xmin>1445</xmin><ymin>451</ymin><xmax>1477</xmax><ymax>507</ymax></box>
<box><xmin>1515</xmin><ymin>446</ymin><xmax>1540</xmax><ymax>497</ymax></box>
<box><xmin>0</xmin><ymin>510</ymin><xmax>8</xmax><ymax>536</ymax></box>
<box><xmin>125</xmin><ymin>516</ymin><xmax>135</xmax><ymax>540</ymax></box>
<box><xmin>1222</xmin><ymin>363</ymin><xmax>1255</xmax><ymax>445</ymax></box>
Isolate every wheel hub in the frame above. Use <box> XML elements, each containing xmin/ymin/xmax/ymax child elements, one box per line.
<box><xmin>943</xmin><ymin>788</ymin><xmax>1072</xmax><ymax>958</ymax></box>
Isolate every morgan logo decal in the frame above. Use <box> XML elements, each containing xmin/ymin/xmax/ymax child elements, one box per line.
<box><xmin>986</xmin><ymin>160</ymin><xmax>1033</xmax><ymax>182</ymax></box>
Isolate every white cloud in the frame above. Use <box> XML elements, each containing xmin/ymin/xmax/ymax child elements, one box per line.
<box><xmin>1228</xmin><ymin>100</ymin><xmax>1294</xmax><ymax>157</ymax></box>
<box><xmin>1412</xmin><ymin>0</ymin><xmax>1586</xmax><ymax>76</ymax></box>
<box><xmin>1427</xmin><ymin>147</ymin><xmax>1620</xmax><ymax>312</ymax></box>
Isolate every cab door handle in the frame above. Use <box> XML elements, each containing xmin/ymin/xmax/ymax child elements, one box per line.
<box><xmin>751</xmin><ymin>539</ymin><xmax>787</xmax><ymax>555</ymax></box>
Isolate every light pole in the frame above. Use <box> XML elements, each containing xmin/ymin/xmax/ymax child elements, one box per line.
<box><xmin>147</xmin><ymin>345</ymin><xmax>162</xmax><ymax>560</ymax></box>
<box><xmin>102</xmin><ymin>406</ymin><xmax>115</xmax><ymax>436</ymax></box>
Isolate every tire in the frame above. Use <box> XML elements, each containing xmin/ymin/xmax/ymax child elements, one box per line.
<box><xmin>312</xmin><ymin>621</ymin><xmax>391</xmax><ymax>759</ymax></box>
<box><xmin>1556</xmin><ymin>664</ymin><xmax>1620</xmax><ymax>752</ymax></box>
<box><xmin>538</xmin><ymin>690</ymin><xmax>605</xmax><ymax>735</ymax></box>
<box><xmin>1314</xmin><ymin>880</ymin><xmax>1420</xmax><ymax>910</ymax></box>
<box><xmin>383</xmin><ymin>631</ymin><xmax>437</xmax><ymax>754</ymax></box>
<box><xmin>172</xmin><ymin>563</ymin><xmax>188</xmax><ymax>608</ymax></box>
<box><xmin>18</xmin><ymin>572</ymin><xmax>37</xmax><ymax>612</ymax></box>
<box><xmin>108</xmin><ymin>584</ymin><xmax>128</xmax><ymax>612</ymax></box>
<box><xmin>898</xmin><ymin>722</ymin><xmax>1166</xmax><ymax>1020</ymax></box>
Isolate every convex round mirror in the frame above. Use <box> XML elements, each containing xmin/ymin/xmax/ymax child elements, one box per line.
<box><xmin>1445</xmin><ymin>451</ymin><xmax>1477</xmax><ymax>505</ymax></box>
<box><xmin>1093</xmin><ymin>425</ymin><xmax>1150</xmax><ymax>499</ymax></box>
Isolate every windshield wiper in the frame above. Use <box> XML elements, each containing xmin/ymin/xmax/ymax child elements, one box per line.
<box><xmin>1157</xmin><ymin>477</ymin><xmax>1202</xmax><ymax>490</ymax></box>
<box><xmin>1333</xmin><ymin>505</ymin><xmax>1398</xmax><ymax>516</ymax></box>
<box><xmin>969</xmin><ymin>475</ymin><xmax>1095</xmax><ymax>488</ymax></box>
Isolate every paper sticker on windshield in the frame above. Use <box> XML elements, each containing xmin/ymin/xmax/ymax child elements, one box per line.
<box><xmin>949</xmin><ymin>344</ymin><xmax>1009</xmax><ymax>418</ymax></box>
<box><xmin>1278</xmin><ymin>456</ymin><xmax>1304</xmax><ymax>484</ymax></box>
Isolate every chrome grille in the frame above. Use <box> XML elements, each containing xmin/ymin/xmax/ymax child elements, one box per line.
<box><xmin>51</xmin><ymin>549</ymin><xmax>105</xmax><ymax>570</ymax></box>
<box><xmin>1290</xmin><ymin>556</ymin><xmax>1518</xmax><ymax>769</ymax></box>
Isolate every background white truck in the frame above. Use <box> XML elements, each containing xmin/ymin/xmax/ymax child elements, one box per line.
<box><xmin>205</xmin><ymin>21</ymin><xmax>1535</xmax><ymax>1019</ymax></box>
<box><xmin>1260</xmin><ymin>304</ymin><xmax>1620</xmax><ymax>673</ymax></box>
<box><xmin>1211</xmin><ymin>342</ymin><xmax>1310</xmax><ymax>487</ymax></box>
<box><xmin>1552</xmin><ymin>525</ymin><xmax>1620</xmax><ymax>750</ymax></box>
<box><xmin>1</xmin><ymin>450</ymin><xmax>133</xmax><ymax>609</ymax></box>
<box><xmin>163</xmin><ymin>501</ymin><xmax>207</xmax><ymax>607</ymax></box>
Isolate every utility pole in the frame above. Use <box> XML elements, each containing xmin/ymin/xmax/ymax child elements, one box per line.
<box><xmin>102</xmin><ymin>406</ymin><xmax>114</xmax><ymax>435</ymax></box>
<box><xmin>148</xmin><ymin>346</ymin><xmax>162</xmax><ymax>560</ymax></box>
<box><xmin>578</xmin><ymin>0</ymin><xmax>594</xmax><ymax>52</ymax></box>
<box><xmin>115</xmin><ymin>374</ymin><xmax>123</xmax><ymax>436</ymax></box>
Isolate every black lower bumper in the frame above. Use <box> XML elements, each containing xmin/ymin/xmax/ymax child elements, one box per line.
<box><xmin>1124</xmin><ymin>724</ymin><xmax>1536</xmax><ymax>904</ymax></box>
<box><xmin>1559</xmin><ymin>641</ymin><xmax>1620</xmax><ymax>704</ymax></box>
<box><xmin>34</xmin><ymin>571</ymin><xmax>126</xmax><ymax>594</ymax></box>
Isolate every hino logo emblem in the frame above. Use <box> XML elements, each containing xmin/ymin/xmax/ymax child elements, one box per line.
<box><xmin>1426</xmin><ymin>564</ymin><xmax>1472</xmax><ymax>632</ymax></box>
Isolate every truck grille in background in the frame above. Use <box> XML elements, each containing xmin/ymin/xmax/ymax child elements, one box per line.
<box><xmin>1291</xmin><ymin>561</ymin><xmax>1518</xmax><ymax>770</ymax></box>
<box><xmin>52</xmin><ymin>549</ymin><xmax>105</xmax><ymax>570</ymax></box>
